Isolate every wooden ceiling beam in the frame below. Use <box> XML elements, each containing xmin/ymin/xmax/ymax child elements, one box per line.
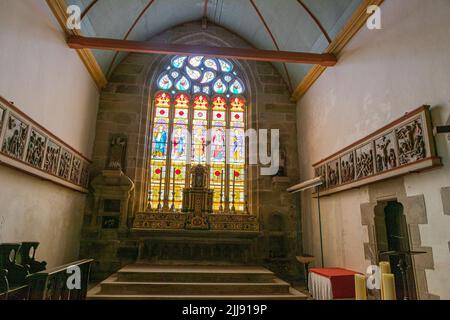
<box><xmin>67</xmin><ymin>35</ymin><xmax>338</xmax><ymax>66</ymax></box>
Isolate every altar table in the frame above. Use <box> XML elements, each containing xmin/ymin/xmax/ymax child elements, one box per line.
<box><xmin>308</xmin><ymin>268</ymin><xmax>361</xmax><ymax>300</ymax></box>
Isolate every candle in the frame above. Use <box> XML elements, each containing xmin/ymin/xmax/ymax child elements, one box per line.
<box><xmin>380</xmin><ymin>261</ymin><xmax>391</xmax><ymax>299</ymax></box>
<box><xmin>354</xmin><ymin>274</ymin><xmax>367</xmax><ymax>300</ymax></box>
<box><xmin>382</xmin><ymin>273</ymin><xmax>396</xmax><ymax>300</ymax></box>
<box><xmin>380</xmin><ymin>261</ymin><xmax>391</xmax><ymax>274</ymax></box>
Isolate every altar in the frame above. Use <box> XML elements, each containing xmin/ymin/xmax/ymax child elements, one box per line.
<box><xmin>130</xmin><ymin>165</ymin><xmax>260</xmax><ymax>263</ymax></box>
<box><xmin>133</xmin><ymin>165</ymin><xmax>259</xmax><ymax>233</ymax></box>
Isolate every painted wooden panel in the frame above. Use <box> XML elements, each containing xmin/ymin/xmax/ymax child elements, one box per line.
<box><xmin>0</xmin><ymin>96</ymin><xmax>91</xmax><ymax>193</ymax></box>
<box><xmin>312</xmin><ymin>105</ymin><xmax>441</xmax><ymax>196</ymax></box>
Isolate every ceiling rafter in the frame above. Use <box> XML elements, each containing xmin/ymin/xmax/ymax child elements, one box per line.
<box><xmin>106</xmin><ymin>0</ymin><xmax>157</xmax><ymax>78</ymax></box>
<box><xmin>296</xmin><ymin>0</ymin><xmax>332</xmax><ymax>44</ymax></box>
<box><xmin>81</xmin><ymin>0</ymin><xmax>99</xmax><ymax>21</ymax></box>
<box><xmin>248</xmin><ymin>0</ymin><xmax>293</xmax><ymax>93</ymax></box>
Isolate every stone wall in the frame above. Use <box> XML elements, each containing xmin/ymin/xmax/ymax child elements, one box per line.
<box><xmin>81</xmin><ymin>22</ymin><xmax>302</xmax><ymax>282</ymax></box>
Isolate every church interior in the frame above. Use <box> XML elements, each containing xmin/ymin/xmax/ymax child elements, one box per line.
<box><xmin>1</xmin><ymin>0</ymin><xmax>449</xmax><ymax>302</ymax></box>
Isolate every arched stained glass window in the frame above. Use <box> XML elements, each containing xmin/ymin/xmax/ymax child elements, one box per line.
<box><xmin>149</xmin><ymin>55</ymin><xmax>247</xmax><ymax>213</ymax></box>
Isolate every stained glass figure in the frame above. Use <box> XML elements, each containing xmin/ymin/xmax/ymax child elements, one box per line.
<box><xmin>158</xmin><ymin>74</ymin><xmax>173</xmax><ymax>90</ymax></box>
<box><xmin>213</xmin><ymin>79</ymin><xmax>227</xmax><ymax>94</ymax></box>
<box><xmin>204</xmin><ymin>59</ymin><xmax>218</xmax><ymax>71</ymax></box>
<box><xmin>201</xmin><ymin>71</ymin><xmax>216</xmax><ymax>84</ymax></box>
<box><xmin>212</xmin><ymin>128</ymin><xmax>226</xmax><ymax>162</ymax></box>
<box><xmin>172</xmin><ymin>56</ymin><xmax>187</xmax><ymax>68</ymax></box>
<box><xmin>218</xmin><ymin>59</ymin><xmax>233</xmax><ymax>72</ymax></box>
<box><xmin>152</xmin><ymin>124</ymin><xmax>168</xmax><ymax>158</ymax></box>
<box><xmin>186</xmin><ymin>66</ymin><xmax>201</xmax><ymax>80</ymax></box>
<box><xmin>175</xmin><ymin>76</ymin><xmax>190</xmax><ymax>91</ymax></box>
<box><xmin>230</xmin><ymin>79</ymin><xmax>244</xmax><ymax>94</ymax></box>
<box><xmin>189</xmin><ymin>56</ymin><xmax>204</xmax><ymax>67</ymax></box>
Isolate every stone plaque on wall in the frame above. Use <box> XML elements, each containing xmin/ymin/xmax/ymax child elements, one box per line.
<box><xmin>313</xmin><ymin>106</ymin><xmax>441</xmax><ymax>196</ymax></box>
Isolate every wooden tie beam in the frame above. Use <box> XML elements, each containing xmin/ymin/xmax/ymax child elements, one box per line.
<box><xmin>67</xmin><ymin>35</ymin><xmax>337</xmax><ymax>67</ymax></box>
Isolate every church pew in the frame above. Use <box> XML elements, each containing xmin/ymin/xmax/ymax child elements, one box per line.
<box><xmin>0</xmin><ymin>269</ymin><xmax>9</xmax><ymax>300</ymax></box>
<box><xmin>17</xmin><ymin>242</ymin><xmax>47</xmax><ymax>274</ymax></box>
<box><xmin>0</xmin><ymin>243</ymin><xmax>30</xmax><ymax>288</ymax></box>
<box><xmin>27</xmin><ymin>259</ymin><xmax>94</xmax><ymax>300</ymax></box>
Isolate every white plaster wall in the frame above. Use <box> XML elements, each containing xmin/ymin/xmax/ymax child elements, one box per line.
<box><xmin>0</xmin><ymin>0</ymin><xmax>99</xmax><ymax>267</ymax></box>
<box><xmin>297</xmin><ymin>0</ymin><xmax>450</xmax><ymax>299</ymax></box>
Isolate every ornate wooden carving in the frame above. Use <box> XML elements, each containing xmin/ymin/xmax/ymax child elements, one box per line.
<box><xmin>313</xmin><ymin>106</ymin><xmax>441</xmax><ymax>196</ymax></box>
<box><xmin>0</xmin><ymin>96</ymin><xmax>91</xmax><ymax>192</ymax></box>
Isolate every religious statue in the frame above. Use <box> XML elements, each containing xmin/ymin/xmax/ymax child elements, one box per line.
<box><xmin>107</xmin><ymin>134</ymin><xmax>127</xmax><ymax>170</ymax></box>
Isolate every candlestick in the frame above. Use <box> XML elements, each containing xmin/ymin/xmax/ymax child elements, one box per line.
<box><xmin>219</xmin><ymin>169</ymin><xmax>224</xmax><ymax>212</ymax></box>
<box><xmin>157</xmin><ymin>167</ymin><xmax>163</xmax><ymax>211</ymax></box>
<box><xmin>171</xmin><ymin>167</ymin><xmax>176</xmax><ymax>211</ymax></box>
<box><xmin>231</xmin><ymin>170</ymin><xmax>236</xmax><ymax>213</ymax></box>
<box><xmin>382</xmin><ymin>273</ymin><xmax>396</xmax><ymax>300</ymax></box>
<box><xmin>354</xmin><ymin>274</ymin><xmax>367</xmax><ymax>300</ymax></box>
<box><xmin>244</xmin><ymin>195</ymin><xmax>249</xmax><ymax>215</ymax></box>
<box><xmin>147</xmin><ymin>189</ymin><xmax>152</xmax><ymax>211</ymax></box>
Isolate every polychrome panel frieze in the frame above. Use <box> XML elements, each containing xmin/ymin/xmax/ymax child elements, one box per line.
<box><xmin>313</xmin><ymin>106</ymin><xmax>440</xmax><ymax>195</ymax></box>
<box><xmin>0</xmin><ymin>96</ymin><xmax>91</xmax><ymax>192</ymax></box>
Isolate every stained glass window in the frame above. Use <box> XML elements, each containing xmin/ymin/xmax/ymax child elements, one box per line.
<box><xmin>150</xmin><ymin>55</ymin><xmax>247</xmax><ymax>213</ymax></box>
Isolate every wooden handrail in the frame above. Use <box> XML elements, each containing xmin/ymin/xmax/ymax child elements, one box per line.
<box><xmin>27</xmin><ymin>259</ymin><xmax>94</xmax><ymax>300</ymax></box>
<box><xmin>27</xmin><ymin>259</ymin><xmax>94</xmax><ymax>278</ymax></box>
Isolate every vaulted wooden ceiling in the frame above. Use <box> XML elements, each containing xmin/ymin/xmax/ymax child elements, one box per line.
<box><xmin>48</xmin><ymin>0</ymin><xmax>383</xmax><ymax>100</ymax></box>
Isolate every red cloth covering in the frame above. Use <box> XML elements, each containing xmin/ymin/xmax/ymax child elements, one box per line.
<box><xmin>310</xmin><ymin>268</ymin><xmax>362</xmax><ymax>299</ymax></box>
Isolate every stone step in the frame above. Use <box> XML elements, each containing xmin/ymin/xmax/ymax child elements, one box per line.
<box><xmin>88</xmin><ymin>286</ymin><xmax>307</xmax><ymax>300</ymax></box>
<box><xmin>116</xmin><ymin>264</ymin><xmax>275</xmax><ymax>283</ymax></box>
<box><xmin>100</xmin><ymin>277</ymin><xmax>290</xmax><ymax>295</ymax></box>
<box><xmin>87</xmin><ymin>264</ymin><xmax>308</xmax><ymax>300</ymax></box>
